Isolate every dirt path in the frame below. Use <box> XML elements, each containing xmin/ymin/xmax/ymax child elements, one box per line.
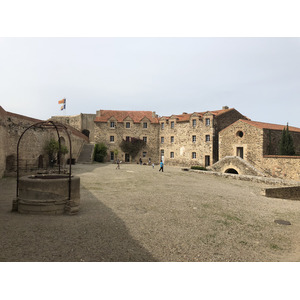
<box><xmin>1</xmin><ymin>163</ymin><xmax>300</xmax><ymax>262</ymax></box>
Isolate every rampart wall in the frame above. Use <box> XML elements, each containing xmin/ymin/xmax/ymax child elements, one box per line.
<box><xmin>51</xmin><ymin>114</ymin><xmax>96</xmax><ymax>142</ymax></box>
<box><xmin>261</xmin><ymin>155</ymin><xmax>300</xmax><ymax>181</ymax></box>
<box><xmin>0</xmin><ymin>107</ymin><xmax>88</xmax><ymax>178</ymax></box>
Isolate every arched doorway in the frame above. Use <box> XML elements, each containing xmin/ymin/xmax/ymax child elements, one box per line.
<box><xmin>225</xmin><ymin>168</ymin><xmax>239</xmax><ymax>174</ymax></box>
<box><xmin>82</xmin><ymin>129</ymin><xmax>90</xmax><ymax>138</ymax></box>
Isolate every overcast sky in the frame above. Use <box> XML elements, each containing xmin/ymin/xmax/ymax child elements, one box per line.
<box><xmin>1</xmin><ymin>37</ymin><xmax>300</xmax><ymax>127</ymax></box>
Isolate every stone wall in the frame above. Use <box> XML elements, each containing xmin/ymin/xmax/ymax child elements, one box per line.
<box><xmin>210</xmin><ymin>156</ymin><xmax>266</xmax><ymax>177</ymax></box>
<box><xmin>0</xmin><ymin>106</ymin><xmax>88</xmax><ymax>178</ymax></box>
<box><xmin>213</xmin><ymin>108</ymin><xmax>249</xmax><ymax>162</ymax></box>
<box><xmin>50</xmin><ymin>114</ymin><xmax>96</xmax><ymax>142</ymax></box>
<box><xmin>159</xmin><ymin>114</ymin><xmax>214</xmax><ymax>167</ymax></box>
<box><xmin>50</xmin><ymin>115</ymin><xmax>82</xmax><ymax>131</ymax></box>
<box><xmin>158</xmin><ymin>109</ymin><xmax>248</xmax><ymax>167</ymax></box>
<box><xmin>219</xmin><ymin>120</ymin><xmax>300</xmax><ymax>181</ymax></box>
<box><xmin>261</xmin><ymin>155</ymin><xmax>300</xmax><ymax>181</ymax></box>
<box><xmin>219</xmin><ymin>120</ymin><xmax>264</xmax><ymax>165</ymax></box>
<box><xmin>0</xmin><ymin>107</ymin><xmax>6</xmax><ymax>177</ymax></box>
<box><xmin>94</xmin><ymin>120</ymin><xmax>160</xmax><ymax>163</ymax></box>
<box><xmin>263</xmin><ymin>185</ymin><xmax>300</xmax><ymax>200</ymax></box>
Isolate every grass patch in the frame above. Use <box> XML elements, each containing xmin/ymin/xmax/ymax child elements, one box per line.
<box><xmin>270</xmin><ymin>243</ymin><xmax>283</xmax><ymax>251</ymax></box>
<box><xmin>191</xmin><ymin>166</ymin><xmax>207</xmax><ymax>171</ymax></box>
<box><xmin>239</xmin><ymin>241</ymin><xmax>248</xmax><ymax>245</ymax></box>
<box><xmin>222</xmin><ymin>214</ymin><xmax>242</xmax><ymax>223</ymax></box>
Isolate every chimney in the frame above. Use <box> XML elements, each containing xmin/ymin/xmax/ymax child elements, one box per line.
<box><xmin>222</xmin><ymin>106</ymin><xmax>229</xmax><ymax>110</ymax></box>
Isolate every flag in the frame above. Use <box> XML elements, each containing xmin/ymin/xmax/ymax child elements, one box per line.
<box><xmin>58</xmin><ymin>98</ymin><xmax>66</xmax><ymax>104</ymax></box>
<box><xmin>61</xmin><ymin>104</ymin><xmax>66</xmax><ymax>111</ymax></box>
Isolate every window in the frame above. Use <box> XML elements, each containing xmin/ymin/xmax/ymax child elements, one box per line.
<box><xmin>205</xmin><ymin>118</ymin><xmax>210</xmax><ymax>126</ymax></box>
<box><xmin>161</xmin><ymin>122</ymin><xmax>164</xmax><ymax>130</ymax></box>
<box><xmin>192</xmin><ymin>152</ymin><xmax>196</xmax><ymax>159</ymax></box>
<box><xmin>126</xmin><ymin>122</ymin><xmax>130</xmax><ymax>128</ymax></box>
<box><xmin>110</xmin><ymin>151</ymin><xmax>114</xmax><ymax>161</ymax></box>
<box><xmin>110</xmin><ymin>121</ymin><xmax>115</xmax><ymax>128</ymax></box>
<box><xmin>192</xmin><ymin>119</ymin><xmax>197</xmax><ymax>127</ymax></box>
<box><xmin>143</xmin><ymin>136</ymin><xmax>147</xmax><ymax>143</ymax></box>
<box><xmin>110</xmin><ymin>136</ymin><xmax>115</xmax><ymax>142</ymax></box>
<box><xmin>143</xmin><ymin>152</ymin><xmax>147</xmax><ymax>158</ymax></box>
<box><xmin>192</xmin><ymin>135</ymin><xmax>196</xmax><ymax>143</ymax></box>
<box><xmin>171</xmin><ymin>121</ymin><xmax>175</xmax><ymax>129</ymax></box>
<box><xmin>236</xmin><ymin>131</ymin><xmax>244</xmax><ymax>138</ymax></box>
<box><xmin>205</xmin><ymin>135</ymin><xmax>210</xmax><ymax>142</ymax></box>
<box><xmin>161</xmin><ymin>137</ymin><xmax>164</xmax><ymax>144</ymax></box>
<box><xmin>237</xmin><ymin>147</ymin><xmax>244</xmax><ymax>159</ymax></box>
<box><xmin>126</xmin><ymin>136</ymin><xmax>130</xmax><ymax>142</ymax></box>
<box><xmin>143</xmin><ymin>122</ymin><xmax>148</xmax><ymax>129</ymax></box>
<box><xmin>170</xmin><ymin>152</ymin><xmax>174</xmax><ymax>158</ymax></box>
<box><xmin>161</xmin><ymin>149</ymin><xmax>164</xmax><ymax>158</ymax></box>
<box><xmin>171</xmin><ymin>136</ymin><xmax>174</xmax><ymax>143</ymax></box>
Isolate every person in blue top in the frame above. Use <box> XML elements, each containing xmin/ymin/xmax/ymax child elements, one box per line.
<box><xmin>159</xmin><ymin>161</ymin><xmax>164</xmax><ymax>172</ymax></box>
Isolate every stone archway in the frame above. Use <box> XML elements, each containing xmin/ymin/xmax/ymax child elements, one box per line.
<box><xmin>82</xmin><ymin>129</ymin><xmax>90</xmax><ymax>138</ymax></box>
<box><xmin>211</xmin><ymin>156</ymin><xmax>266</xmax><ymax>177</ymax></box>
<box><xmin>225</xmin><ymin>168</ymin><xmax>239</xmax><ymax>174</ymax></box>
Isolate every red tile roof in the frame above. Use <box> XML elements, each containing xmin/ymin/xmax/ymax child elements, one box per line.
<box><xmin>163</xmin><ymin>108</ymin><xmax>237</xmax><ymax>122</ymax></box>
<box><xmin>240</xmin><ymin>119</ymin><xmax>300</xmax><ymax>133</ymax></box>
<box><xmin>94</xmin><ymin>110</ymin><xmax>159</xmax><ymax>123</ymax></box>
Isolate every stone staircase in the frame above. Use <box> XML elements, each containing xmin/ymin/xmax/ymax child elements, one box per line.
<box><xmin>77</xmin><ymin>143</ymin><xmax>94</xmax><ymax>164</ymax></box>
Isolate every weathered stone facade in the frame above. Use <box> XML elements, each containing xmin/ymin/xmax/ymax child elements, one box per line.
<box><xmin>51</xmin><ymin>107</ymin><xmax>248</xmax><ymax>167</ymax></box>
<box><xmin>94</xmin><ymin>110</ymin><xmax>160</xmax><ymax>163</ymax></box>
<box><xmin>0</xmin><ymin>106</ymin><xmax>88</xmax><ymax>178</ymax></box>
<box><xmin>51</xmin><ymin>113</ymin><xmax>96</xmax><ymax>142</ymax></box>
<box><xmin>219</xmin><ymin>119</ymin><xmax>300</xmax><ymax>181</ymax></box>
<box><xmin>159</xmin><ymin>108</ymin><xmax>248</xmax><ymax>167</ymax></box>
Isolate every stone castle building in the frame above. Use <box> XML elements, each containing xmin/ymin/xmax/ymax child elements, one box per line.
<box><xmin>51</xmin><ymin>106</ymin><xmax>248</xmax><ymax>167</ymax></box>
<box><xmin>2</xmin><ymin>103</ymin><xmax>300</xmax><ymax>182</ymax></box>
<box><xmin>50</xmin><ymin>106</ymin><xmax>300</xmax><ymax>181</ymax></box>
<box><xmin>212</xmin><ymin>119</ymin><xmax>300</xmax><ymax>180</ymax></box>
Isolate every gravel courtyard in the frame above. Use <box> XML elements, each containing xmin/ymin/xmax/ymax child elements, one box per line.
<box><xmin>1</xmin><ymin>163</ymin><xmax>300</xmax><ymax>262</ymax></box>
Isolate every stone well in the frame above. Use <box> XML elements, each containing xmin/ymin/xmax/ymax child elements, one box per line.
<box><xmin>15</xmin><ymin>174</ymin><xmax>80</xmax><ymax>215</ymax></box>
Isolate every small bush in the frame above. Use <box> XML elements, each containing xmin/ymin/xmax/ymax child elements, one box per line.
<box><xmin>191</xmin><ymin>166</ymin><xmax>207</xmax><ymax>171</ymax></box>
<box><xmin>94</xmin><ymin>143</ymin><xmax>108</xmax><ymax>162</ymax></box>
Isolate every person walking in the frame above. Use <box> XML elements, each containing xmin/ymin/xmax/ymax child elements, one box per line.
<box><xmin>159</xmin><ymin>160</ymin><xmax>164</xmax><ymax>172</ymax></box>
<box><xmin>116</xmin><ymin>158</ymin><xmax>120</xmax><ymax>169</ymax></box>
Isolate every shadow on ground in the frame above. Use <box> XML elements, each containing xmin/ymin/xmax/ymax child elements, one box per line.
<box><xmin>0</xmin><ymin>176</ymin><xmax>157</xmax><ymax>262</ymax></box>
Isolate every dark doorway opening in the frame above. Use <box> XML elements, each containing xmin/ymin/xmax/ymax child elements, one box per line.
<box><xmin>82</xmin><ymin>129</ymin><xmax>90</xmax><ymax>138</ymax></box>
<box><xmin>125</xmin><ymin>153</ymin><xmax>130</xmax><ymax>162</ymax></box>
<box><xmin>225</xmin><ymin>168</ymin><xmax>239</xmax><ymax>174</ymax></box>
<box><xmin>38</xmin><ymin>155</ymin><xmax>44</xmax><ymax>169</ymax></box>
<box><xmin>205</xmin><ymin>155</ymin><xmax>210</xmax><ymax>167</ymax></box>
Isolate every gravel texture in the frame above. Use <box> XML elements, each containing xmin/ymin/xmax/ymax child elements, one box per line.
<box><xmin>1</xmin><ymin>163</ymin><xmax>300</xmax><ymax>262</ymax></box>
